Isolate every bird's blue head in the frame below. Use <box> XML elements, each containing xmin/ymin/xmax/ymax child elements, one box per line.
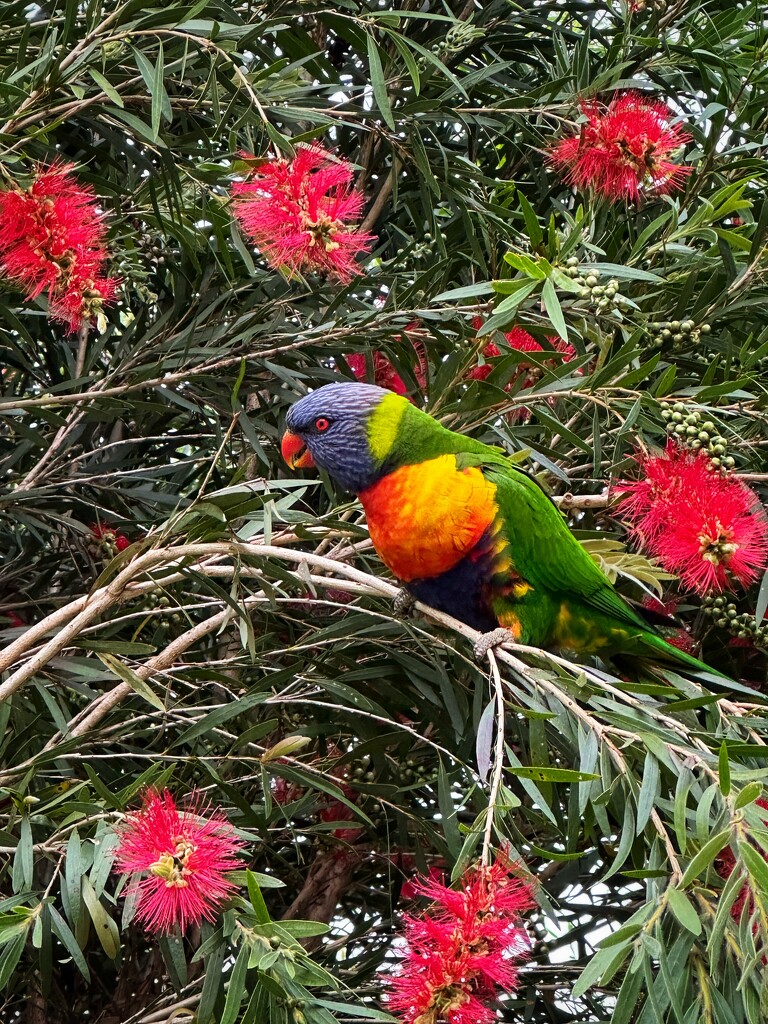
<box><xmin>282</xmin><ymin>382</ymin><xmax>407</xmax><ymax>493</ymax></box>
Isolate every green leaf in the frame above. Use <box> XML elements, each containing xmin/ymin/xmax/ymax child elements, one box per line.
<box><xmin>367</xmin><ymin>36</ymin><xmax>395</xmax><ymax>131</ymax></box>
<box><xmin>719</xmin><ymin>740</ymin><xmax>731</xmax><ymax>796</ymax></box>
<box><xmin>97</xmin><ymin>654</ymin><xmax>165</xmax><ymax>711</ymax></box>
<box><xmin>739</xmin><ymin>842</ymin><xmax>768</xmax><ymax>893</ymax></box>
<box><xmin>680</xmin><ymin>830</ymin><xmax>731</xmax><ymax>887</ymax></box>
<box><xmin>666</xmin><ymin>886</ymin><xmax>702</xmax><ymax>936</ymax></box>
<box><xmin>542</xmin><ymin>277</ymin><xmax>568</xmax><ymax>342</ymax></box>
<box><xmin>246</xmin><ymin>869</ymin><xmax>271</xmax><ymax>925</ymax></box>
<box><xmin>505</xmin><ymin>766</ymin><xmax>599</xmax><ymax>783</ymax></box>
<box><xmin>220</xmin><ymin>944</ymin><xmax>249</xmax><ymax>1024</ymax></box>
<box><xmin>735</xmin><ymin>783</ymin><xmax>764</xmax><ymax>810</ymax></box>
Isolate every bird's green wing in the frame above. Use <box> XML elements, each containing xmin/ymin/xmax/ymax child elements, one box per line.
<box><xmin>455</xmin><ymin>449</ymin><xmax>651</xmax><ymax>632</ymax></box>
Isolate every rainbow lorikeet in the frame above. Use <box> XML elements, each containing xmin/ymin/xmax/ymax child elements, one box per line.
<box><xmin>281</xmin><ymin>382</ymin><xmax>716</xmax><ymax>674</ymax></box>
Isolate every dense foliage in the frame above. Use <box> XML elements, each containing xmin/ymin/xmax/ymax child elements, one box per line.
<box><xmin>1</xmin><ymin>0</ymin><xmax>768</xmax><ymax>1021</ymax></box>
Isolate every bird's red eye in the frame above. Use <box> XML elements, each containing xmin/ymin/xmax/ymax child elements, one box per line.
<box><xmin>315</xmin><ymin>417</ymin><xmax>330</xmax><ymax>432</ymax></box>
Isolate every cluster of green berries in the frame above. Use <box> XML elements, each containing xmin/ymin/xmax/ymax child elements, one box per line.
<box><xmin>563</xmin><ymin>258</ymin><xmax>621</xmax><ymax>312</ymax></box>
<box><xmin>393</xmin><ymin>230</ymin><xmax>441</xmax><ymax>265</ymax></box>
<box><xmin>350</xmin><ymin>753</ymin><xmax>376</xmax><ymax>783</ymax></box>
<box><xmin>648</xmin><ymin>319</ymin><xmax>710</xmax><ymax>351</ymax></box>
<box><xmin>143</xmin><ymin>589</ymin><xmax>185</xmax><ymax>627</ymax></box>
<box><xmin>660</xmin><ymin>404</ymin><xmax>735</xmax><ymax>470</ymax></box>
<box><xmin>400</xmin><ymin>757</ymin><xmax>435</xmax><ymax>786</ymax></box>
<box><xmin>701</xmin><ymin>595</ymin><xmax>768</xmax><ymax>648</ymax></box>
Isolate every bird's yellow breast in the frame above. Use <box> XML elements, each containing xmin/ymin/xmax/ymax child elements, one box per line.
<box><xmin>358</xmin><ymin>455</ymin><xmax>499</xmax><ymax>582</ymax></box>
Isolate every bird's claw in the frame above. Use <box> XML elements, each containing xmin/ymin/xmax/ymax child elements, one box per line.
<box><xmin>393</xmin><ymin>588</ymin><xmax>416</xmax><ymax>618</ymax></box>
<box><xmin>473</xmin><ymin>628</ymin><xmax>512</xmax><ymax>662</ymax></box>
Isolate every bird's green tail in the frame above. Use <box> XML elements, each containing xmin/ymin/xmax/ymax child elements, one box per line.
<box><xmin>636</xmin><ymin>629</ymin><xmax>730</xmax><ymax>682</ymax></box>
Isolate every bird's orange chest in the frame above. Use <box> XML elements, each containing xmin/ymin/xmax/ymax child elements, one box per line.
<box><xmin>358</xmin><ymin>455</ymin><xmax>499</xmax><ymax>582</ymax></box>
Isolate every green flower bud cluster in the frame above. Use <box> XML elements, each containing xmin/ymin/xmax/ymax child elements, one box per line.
<box><xmin>648</xmin><ymin>319</ymin><xmax>710</xmax><ymax>351</ymax></box>
<box><xmin>350</xmin><ymin>753</ymin><xmax>376</xmax><ymax>783</ymax></box>
<box><xmin>401</xmin><ymin>757</ymin><xmax>436</xmax><ymax>786</ymax></box>
<box><xmin>563</xmin><ymin>259</ymin><xmax>621</xmax><ymax>312</ymax></box>
<box><xmin>440</xmin><ymin>21</ymin><xmax>485</xmax><ymax>53</ymax></box>
<box><xmin>393</xmin><ymin>230</ymin><xmax>441</xmax><ymax>265</ymax></box>
<box><xmin>142</xmin><ymin>589</ymin><xmax>185</xmax><ymax>627</ymax></box>
<box><xmin>701</xmin><ymin>595</ymin><xmax>768</xmax><ymax>648</ymax></box>
<box><xmin>660</xmin><ymin>403</ymin><xmax>735</xmax><ymax>470</ymax></box>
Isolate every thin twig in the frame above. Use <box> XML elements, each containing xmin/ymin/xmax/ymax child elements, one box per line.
<box><xmin>481</xmin><ymin>649</ymin><xmax>506</xmax><ymax>866</ymax></box>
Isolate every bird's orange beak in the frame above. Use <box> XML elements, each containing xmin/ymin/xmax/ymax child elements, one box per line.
<box><xmin>281</xmin><ymin>430</ymin><xmax>315</xmax><ymax>470</ymax></box>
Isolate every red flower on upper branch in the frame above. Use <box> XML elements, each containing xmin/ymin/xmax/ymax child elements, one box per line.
<box><xmin>90</xmin><ymin>522</ymin><xmax>130</xmax><ymax>555</ymax></box>
<box><xmin>614</xmin><ymin>441</ymin><xmax>768</xmax><ymax>594</ymax></box>
<box><xmin>0</xmin><ymin>161</ymin><xmax>117</xmax><ymax>331</ymax></box>
<box><xmin>346</xmin><ymin>322</ymin><xmax>428</xmax><ymax>397</ymax></box>
<box><xmin>716</xmin><ymin>797</ymin><xmax>768</xmax><ymax>923</ymax></box>
<box><xmin>231</xmin><ymin>144</ymin><xmax>374</xmax><ymax>283</ymax></box>
<box><xmin>466</xmin><ymin>321</ymin><xmax>577</xmax><ymax>425</ymax></box>
<box><xmin>549</xmin><ymin>92</ymin><xmax>691</xmax><ymax>202</ymax></box>
<box><xmin>114</xmin><ymin>789</ymin><xmax>245</xmax><ymax>934</ymax></box>
<box><xmin>386</xmin><ymin>858</ymin><xmax>534</xmax><ymax>1024</ymax></box>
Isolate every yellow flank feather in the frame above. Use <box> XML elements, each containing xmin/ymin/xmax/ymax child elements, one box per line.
<box><xmin>366</xmin><ymin>393</ymin><xmax>407</xmax><ymax>462</ymax></box>
<box><xmin>496</xmin><ymin>611</ymin><xmax>523</xmax><ymax>640</ymax></box>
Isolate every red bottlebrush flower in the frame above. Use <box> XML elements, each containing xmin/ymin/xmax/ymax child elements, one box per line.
<box><xmin>549</xmin><ymin>92</ymin><xmax>692</xmax><ymax>202</ymax></box>
<box><xmin>614</xmin><ymin>440</ymin><xmax>717</xmax><ymax>545</ymax></box>
<box><xmin>0</xmin><ymin>161</ymin><xmax>118</xmax><ymax>331</ymax></box>
<box><xmin>114</xmin><ymin>789</ymin><xmax>245</xmax><ymax>934</ymax></box>
<box><xmin>386</xmin><ymin>858</ymin><xmax>534</xmax><ymax>1024</ymax></box>
<box><xmin>716</xmin><ymin>798</ymin><xmax>768</xmax><ymax>921</ymax></box>
<box><xmin>401</xmin><ymin>862</ymin><xmax>447</xmax><ymax>902</ymax></box>
<box><xmin>90</xmin><ymin>522</ymin><xmax>130</xmax><ymax>553</ymax></box>
<box><xmin>319</xmin><ymin>781</ymin><xmax>364</xmax><ymax>843</ymax></box>
<box><xmin>658</xmin><ymin>485</ymin><xmax>768</xmax><ymax>594</ymax></box>
<box><xmin>231</xmin><ymin>144</ymin><xmax>374</xmax><ymax>283</ymax></box>
<box><xmin>346</xmin><ymin>323</ymin><xmax>428</xmax><ymax>396</ymax></box>
<box><xmin>466</xmin><ymin>322</ymin><xmax>578</xmax><ymax>425</ymax></box>
<box><xmin>615</xmin><ymin>441</ymin><xmax>768</xmax><ymax>594</ymax></box>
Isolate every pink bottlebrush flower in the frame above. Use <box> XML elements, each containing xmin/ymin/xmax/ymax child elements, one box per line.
<box><xmin>114</xmin><ymin>789</ymin><xmax>245</xmax><ymax>934</ymax></box>
<box><xmin>549</xmin><ymin>92</ymin><xmax>692</xmax><ymax>202</ymax></box>
<box><xmin>0</xmin><ymin>161</ymin><xmax>118</xmax><ymax>331</ymax></box>
<box><xmin>90</xmin><ymin>522</ymin><xmax>130</xmax><ymax>553</ymax></box>
<box><xmin>615</xmin><ymin>441</ymin><xmax>768</xmax><ymax>594</ymax></box>
<box><xmin>386</xmin><ymin>858</ymin><xmax>534</xmax><ymax>1024</ymax></box>
<box><xmin>231</xmin><ymin>144</ymin><xmax>374</xmax><ymax>283</ymax></box>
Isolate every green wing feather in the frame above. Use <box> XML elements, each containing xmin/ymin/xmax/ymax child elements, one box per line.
<box><xmin>454</xmin><ymin>447</ymin><xmax>652</xmax><ymax>633</ymax></box>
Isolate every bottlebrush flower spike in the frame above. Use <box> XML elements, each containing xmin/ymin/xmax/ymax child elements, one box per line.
<box><xmin>549</xmin><ymin>92</ymin><xmax>691</xmax><ymax>202</ymax></box>
<box><xmin>657</xmin><ymin>480</ymin><xmax>768</xmax><ymax>593</ymax></box>
<box><xmin>386</xmin><ymin>858</ymin><xmax>534</xmax><ymax>1024</ymax></box>
<box><xmin>614</xmin><ymin>440</ymin><xmax>715</xmax><ymax>545</ymax></box>
<box><xmin>716</xmin><ymin>798</ymin><xmax>768</xmax><ymax>922</ymax></box>
<box><xmin>347</xmin><ymin>324</ymin><xmax>428</xmax><ymax>397</ymax></box>
<box><xmin>0</xmin><ymin>161</ymin><xmax>117</xmax><ymax>331</ymax></box>
<box><xmin>467</xmin><ymin>321</ymin><xmax>576</xmax><ymax>390</ymax></box>
<box><xmin>114</xmin><ymin>789</ymin><xmax>245</xmax><ymax>934</ymax></box>
<box><xmin>90</xmin><ymin>522</ymin><xmax>130</xmax><ymax>554</ymax></box>
<box><xmin>231</xmin><ymin>144</ymin><xmax>374</xmax><ymax>283</ymax></box>
<box><xmin>614</xmin><ymin>440</ymin><xmax>768</xmax><ymax>594</ymax></box>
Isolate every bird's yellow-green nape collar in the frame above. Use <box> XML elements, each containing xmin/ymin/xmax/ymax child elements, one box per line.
<box><xmin>366</xmin><ymin>392</ymin><xmax>408</xmax><ymax>462</ymax></box>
